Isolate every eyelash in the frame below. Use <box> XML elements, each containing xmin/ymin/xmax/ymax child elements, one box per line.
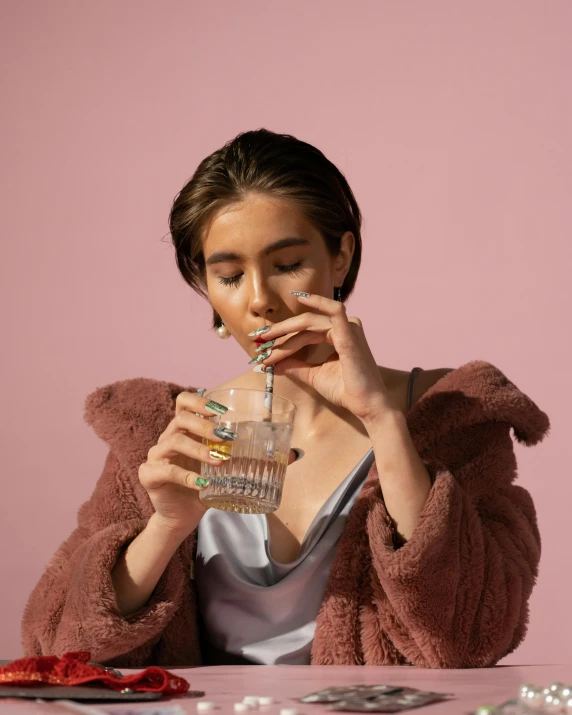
<box><xmin>218</xmin><ymin>262</ymin><xmax>305</xmax><ymax>288</ymax></box>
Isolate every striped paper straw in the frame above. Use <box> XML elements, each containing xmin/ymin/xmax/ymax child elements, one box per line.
<box><xmin>263</xmin><ymin>366</ymin><xmax>275</xmax><ymax>456</ymax></box>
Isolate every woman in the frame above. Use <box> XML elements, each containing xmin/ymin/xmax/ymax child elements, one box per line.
<box><xmin>22</xmin><ymin>128</ymin><xmax>550</xmax><ymax>668</ymax></box>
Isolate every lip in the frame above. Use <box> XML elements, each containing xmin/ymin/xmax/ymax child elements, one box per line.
<box><xmin>251</xmin><ymin>330</ymin><xmax>273</xmax><ymax>344</ymax></box>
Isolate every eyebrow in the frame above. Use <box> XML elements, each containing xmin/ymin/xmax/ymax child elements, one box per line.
<box><xmin>205</xmin><ymin>237</ymin><xmax>311</xmax><ymax>266</ymax></box>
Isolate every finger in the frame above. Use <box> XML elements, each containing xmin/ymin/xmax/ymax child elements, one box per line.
<box><xmin>175</xmin><ymin>390</ymin><xmax>230</xmax><ymax>419</ymax></box>
<box><xmin>159</xmin><ymin>409</ymin><xmax>236</xmax><ymax>445</ymax></box>
<box><xmin>139</xmin><ymin>461</ymin><xmax>207</xmax><ymax>492</ymax></box>
<box><xmin>257</xmin><ymin>312</ymin><xmax>332</xmax><ymax>342</ymax></box>
<box><xmin>270</xmin><ymin>356</ymin><xmax>317</xmax><ymax>385</ymax></box>
<box><xmin>293</xmin><ymin>291</ymin><xmax>349</xmax><ymax>325</ymax></box>
<box><xmin>149</xmin><ymin>430</ymin><xmax>231</xmax><ymax>467</ymax></box>
<box><xmin>180</xmin><ymin>411</ymin><xmax>238</xmax><ymax>443</ymax></box>
<box><xmin>251</xmin><ymin>330</ymin><xmax>298</xmax><ymax>354</ymax></box>
<box><xmin>261</xmin><ymin>330</ymin><xmax>325</xmax><ymax>367</ymax></box>
<box><xmin>294</xmin><ymin>292</ymin><xmax>359</xmax><ymax>353</ymax></box>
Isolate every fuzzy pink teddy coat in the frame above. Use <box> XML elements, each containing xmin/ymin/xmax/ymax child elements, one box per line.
<box><xmin>21</xmin><ymin>360</ymin><xmax>550</xmax><ymax>669</ymax></box>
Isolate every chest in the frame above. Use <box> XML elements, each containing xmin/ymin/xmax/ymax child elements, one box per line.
<box><xmin>266</xmin><ymin>429</ymin><xmax>373</xmax><ymax>564</ymax></box>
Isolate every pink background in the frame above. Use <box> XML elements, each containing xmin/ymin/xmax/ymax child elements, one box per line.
<box><xmin>1</xmin><ymin>0</ymin><xmax>570</xmax><ymax>663</ymax></box>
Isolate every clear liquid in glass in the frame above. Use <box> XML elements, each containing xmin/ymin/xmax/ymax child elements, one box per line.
<box><xmin>200</xmin><ymin>420</ymin><xmax>293</xmax><ymax>514</ymax></box>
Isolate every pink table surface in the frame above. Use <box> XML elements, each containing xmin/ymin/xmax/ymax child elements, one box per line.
<box><xmin>2</xmin><ymin>664</ymin><xmax>572</xmax><ymax>714</ymax></box>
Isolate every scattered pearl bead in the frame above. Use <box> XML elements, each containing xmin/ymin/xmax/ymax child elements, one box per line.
<box><xmin>474</xmin><ymin>706</ymin><xmax>498</xmax><ymax>715</ymax></box>
<box><xmin>258</xmin><ymin>697</ymin><xmax>275</xmax><ymax>706</ymax></box>
<box><xmin>517</xmin><ymin>682</ymin><xmax>572</xmax><ymax>713</ymax></box>
<box><xmin>545</xmin><ymin>695</ymin><xmax>563</xmax><ymax>713</ymax></box>
<box><xmin>234</xmin><ymin>704</ymin><xmax>250</xmax><ymax>713</ymax></box>
<box><xmin>524</xmin><ymin>687</ymin><xmax>545</xmax><ymax>709</ymax></box>
<box><xmin>197</xmin><ymin>702</ymin><xmax>216</xmax><ymax>712</ymax></box>
<box><xmin>280</xmin><ymin>709</ymin><xmax>300</xmax><ymax>715</ymax></box>
<box><xmin>243</xmin><ymin>697</ymin><xmax>260</xmax><ymax>707</ymax></box>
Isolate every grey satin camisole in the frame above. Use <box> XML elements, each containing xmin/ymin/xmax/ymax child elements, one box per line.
<box><xmin>194</xmin><ymin>367</ymin><xmax>422</xmax><ymax>665</ymax></box>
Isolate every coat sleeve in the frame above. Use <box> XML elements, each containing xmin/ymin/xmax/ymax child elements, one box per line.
<box><xmin>365</xmin><ymin>420</ymin><xmax>542</xmax><ymax>668</ymax></box>
<box><xmin>21</xmin><ymin>449</ymin><xmax>202</xmax><ymax>667</ymax></box>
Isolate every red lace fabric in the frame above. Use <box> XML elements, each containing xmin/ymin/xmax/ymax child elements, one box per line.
<box><xmin>0</xmin><ymin>651</ymin><xmax>189</xmax><ymax>694</ymax></box>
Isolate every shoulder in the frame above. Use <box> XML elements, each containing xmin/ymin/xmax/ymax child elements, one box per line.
<box><xmin>404</xmin><ymin>359</ymin><xmax>550</xmax><ymax>449</ymax></box>
<box><xmin>379</xmin><ymin>366</ymin><xmax>454</xmax><ymax>415</ymax></box>
<box><xmin>412</xmin><ymin>367</ymin><xmax>455</xmax><ymax>406</ymax></box>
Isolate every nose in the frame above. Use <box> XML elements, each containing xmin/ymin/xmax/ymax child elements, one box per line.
<box><xmin>247</xmin><ymin>272</ymin><xmax>278</xmax><ymax>320</ymax></box>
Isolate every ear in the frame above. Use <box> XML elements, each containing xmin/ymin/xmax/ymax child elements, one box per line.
<box><xmin>333</xmin><ymin>231</ymin><xmax>355</xmax><ymax>285</ymax></box>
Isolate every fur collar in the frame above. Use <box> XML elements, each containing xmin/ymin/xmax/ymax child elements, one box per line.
<box><xmin>83</xmin><ymin>360</ymin><xmax>550</xmax><ymax>463</ymax></box>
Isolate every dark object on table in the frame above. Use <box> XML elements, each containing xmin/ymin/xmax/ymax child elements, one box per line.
<box><xmin>329</xmin><ymin>691</ymin><xmax>452</xmax><ymax>712</ymax></box>
<box><xmin>300</xmin><ymin>686</ymin><xmax>403</xmax><ymax>703</ymax></box>
<box><xmin>0</xmin><ymin>684</ymin><xmax>163</xmax><ymax>701</ymax></box>
<box><xmin>298</xmin><ymin>685</ymin><xmax>453</xmax><ymax>712</ymax></box>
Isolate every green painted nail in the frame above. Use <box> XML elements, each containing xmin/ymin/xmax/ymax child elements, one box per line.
<box><xmin>248</xmin><ymin>325</ymin><xmax>271</xmax><ymax>337</ymax></box>
<box><xmin>255</xmin><ymin>339</ymin><xmax>275</xmax><ymax>352</ymax></box>
<box><xmin>205</xmin><ymin>400</ymin><xmax>228</xmax><ymax>415</ymax></box>
<box><xmin>248</xmin><ymin>349</ymin><xmax>271</xmax><ymax>364</ymax></box>
<box><xmin>290</xmin><ymin>290</ymin><xmax>310</xmax><ymax>298</ymax></box>
<box><xmin>195</xmin><ymin>477</ymin><xmax>209</xmax><ymax>488</ymax></box>
<box><xmin>214</xmin><ymin>425</ymin><xmax>237</xmax><ymax>441</ymax></box>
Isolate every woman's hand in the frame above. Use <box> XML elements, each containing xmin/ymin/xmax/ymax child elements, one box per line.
<box><xmin>254</xmin><ymin>292</ymin><xmax>394</xmax><ymax>423</ymax></box>
<box><xmin>138</xmin><ymin>392</ymin><xmax>234</xmax><ymax>534</ymax></box>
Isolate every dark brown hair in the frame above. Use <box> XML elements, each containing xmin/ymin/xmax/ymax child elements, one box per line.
<box><xmin>168</xmin><ymin>128</ymin><xmax>363</xmax><ymax>328</ymax></box>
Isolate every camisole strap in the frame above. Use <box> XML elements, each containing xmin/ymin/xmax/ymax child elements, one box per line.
<box><xmin>407</xmin><ymin>367</ymin><xmax>423</xmax><ymax>412</ymax></box>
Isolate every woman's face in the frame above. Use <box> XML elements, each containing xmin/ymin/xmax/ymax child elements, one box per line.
<box><xmin>202</xmin><ymin>193</ymin><xmax>353</xmax><ymax>359</ymax></box>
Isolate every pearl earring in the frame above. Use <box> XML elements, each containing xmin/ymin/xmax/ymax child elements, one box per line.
<box><xmin>216</xmin><ymin>322</ymin><xmax>231</xmax><ymax>339</ymax></box>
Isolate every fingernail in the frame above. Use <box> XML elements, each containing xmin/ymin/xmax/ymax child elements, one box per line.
<box><xmin>255</xmin><ymin>339</ymin><xmax>275</xmax><ymax>352</ymax></box>
<box><xmin>209</xmin><ymin>448</ymin><xmax>232</xmax><ymax>461</ymax></box>
<box><xmin>248</xmin><ymin>325</ymin><xmax>271</xmax><ymax>337</ymax></box>
<box><xmin>290</xmin><ymin>290</ymin><xmax>310</xmax><ymax>298</ymax></box>
<box><xmin>248</xmin><ymin>349</ymin><xmax>271</xmax><ymax>364</ymax></box>
<box><xmin>213</xmin><ymin>425</ymin><xmax>237</xmax><ymax>441</ymax></box>
<box><xmin>205</xmin><ymin>400</ymin><xmax>228</xmax><ymax>415</ymax></box>
<box><xmin>195</xmin><ymin>477</ymin><xmax>210</xmax><ymax>488</ymax></box>
<box><xmin>252</xmin><ymin>364</ymin><xmax>267</xmax><ymax>373</ymax></box>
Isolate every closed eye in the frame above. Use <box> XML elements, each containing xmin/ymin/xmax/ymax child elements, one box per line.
<box><xmin>218</xmin><ymin>261</ymin><xmax>305</xmax><ymax>288</ymax></box>
<box><xmin>277</xmin><ymin>261</ymin><xmax>304</xmax><ymax>276</ymax></box>
<box><xmin>218</xmin><ymin>273</ymin><xmax>242</xmax><ymax>288</ymax></box>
